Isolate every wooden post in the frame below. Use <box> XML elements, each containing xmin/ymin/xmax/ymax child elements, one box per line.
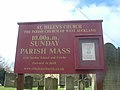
<box><xmin>17</xmin><ymin>74</ymin><xmax>24</xmax><ymax>90</ymax></box>
<box><xmin>96</xmin><ymin>72</ymin><xmax>104</xmax><ymax>90</ymax></box>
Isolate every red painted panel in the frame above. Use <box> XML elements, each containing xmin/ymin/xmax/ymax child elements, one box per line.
<box><xmin>14</xmin><ymin>20</ymin><xmax>105</xmax><ymax>74</ymax></box>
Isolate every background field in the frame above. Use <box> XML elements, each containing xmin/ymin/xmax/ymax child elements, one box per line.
<box><xmin>0</xmin><ymin>86</ymin><xmax>16</xmax><ymax>90</ymax></box>
<box><xmin>0</xmin><ymin>86</ymin><xmax>65</xmax><ymax>90</ymax></box>
<box><xmin>0</xmin><ymin>86</ymin><xmax>91</xmax><ymax>90</ymax></box>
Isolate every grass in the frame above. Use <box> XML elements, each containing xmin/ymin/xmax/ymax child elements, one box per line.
<box><xmin>0</xmin><ymin>86</ymin><xmax>91</xmax><ymax>90</ymax></box>
<box><xmin>0</xmin><ymin>86</ymin><xmax>64</xmax><ymax>90</ymax></box>
<box><xmin>0</xmin><ymin>86</ymin><xmax>16</xmax><ymax>90</ymax></box>
<box><xmin>0</xmin><ymin>86</ymin><xmax>37</xmax><ymax>90</ymax></box>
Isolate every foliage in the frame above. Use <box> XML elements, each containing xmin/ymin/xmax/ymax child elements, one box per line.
<box><xmin>0</xmin><ymin>69</ymin><xmax>5</xmax><ymax>86</ymax></box>
<box><xmin>0</xmin><ymin>56</ymin><xmax>5</xmax><ymax>69</ymax></box>
<box><xmin>0</xmin><ymin>55</ymin><xmax>13</xmax><ymax>73</ymax></box>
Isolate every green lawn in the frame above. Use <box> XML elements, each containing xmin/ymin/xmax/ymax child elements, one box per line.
<box><xmin>0</xmin><ymin>86</ymin><xmax>16</xmax><ymax>90</ymax></box>
<box><xmin>0</xmin><ymin>86</ymin><xmax>64</xmax><ymax>90</ymax></box>
<box><xmin>0</xmin><ymin>86</ymin><xmax>91</xmax><ymax>90</ymax></box>
<box><xmin>0</xmin><ymin>86</ymin><xmax>38</xmax><ymax>90</ymax></box>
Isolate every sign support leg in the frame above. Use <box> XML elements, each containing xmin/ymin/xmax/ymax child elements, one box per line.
<box><xmin>96</xmin><ymin>72</ymin><xmax>104</xmax><ymax>90</ymax></box>
<box><xmin>17</xmin><ymin>74</ymin><xmax>24</xmax><ymax>90</ymax></box>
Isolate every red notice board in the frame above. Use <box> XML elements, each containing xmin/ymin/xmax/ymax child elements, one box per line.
<box><xmin>14</xmin><ymin>20</ymin><xmax>105</xmax><ymax>74</ymax></box>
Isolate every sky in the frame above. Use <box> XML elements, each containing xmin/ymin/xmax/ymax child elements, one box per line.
<box><xmin>0</xmin><ymin>0</ymin><xmax>120</xmax><ymax>65</ymax></box>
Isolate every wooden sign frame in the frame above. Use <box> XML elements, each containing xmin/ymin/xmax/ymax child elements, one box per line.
<box><xmin>14</xmin><ymin>20</ymin><xmax>105</xmax><ymax>90</ymax></box>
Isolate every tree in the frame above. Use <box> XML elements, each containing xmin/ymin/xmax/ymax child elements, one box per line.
<box><xmin>0</xmin><ymin>55</ymin><xmax>13</xmax><ymax>73</ymax></box>
<box><xmin>0</xmin><ymin>68</ymin><xmax>5</xmax><ymax>86</ymax></box>
<box><xmin>0</xmin><ymin>55</ymin><xmax>5</xmax><ymax>70</ymax></box>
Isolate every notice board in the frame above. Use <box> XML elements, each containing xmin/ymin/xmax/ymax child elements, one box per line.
<box><xmin>14</xmin><ymin>20</ymin><xmax>105</xmax><ymax>74</ymax></box>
